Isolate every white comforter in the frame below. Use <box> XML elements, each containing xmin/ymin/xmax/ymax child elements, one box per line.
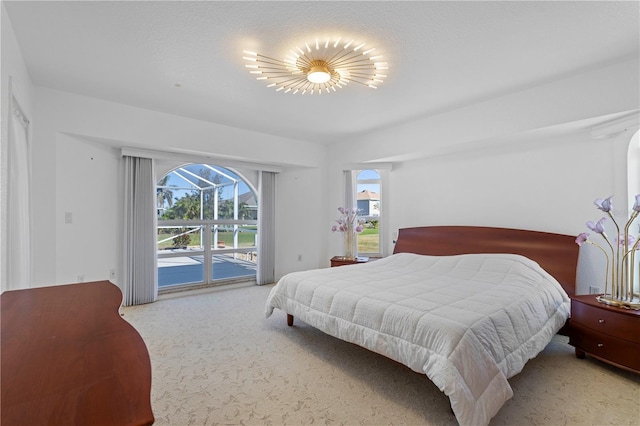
<box><xmin>265</xmin><ymin>253</ymin><xmax>570</xmax><ymax>426</ymax></box>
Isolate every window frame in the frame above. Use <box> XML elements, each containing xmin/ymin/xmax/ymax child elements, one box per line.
<box><xmin>353</xmin><ymin>168</ymin><xmax>387</xmax><ymax>258</ymax></box>
<box><xmin>156</xmin><ymin>164</ymin><xmax>259</xmax><ymax>291</ymax></box>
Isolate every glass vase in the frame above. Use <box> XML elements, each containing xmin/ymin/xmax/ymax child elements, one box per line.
<box><xmin>343</xmin><ymin>230</ymin><xmax>358</xmax><ymax>260</ymax></box>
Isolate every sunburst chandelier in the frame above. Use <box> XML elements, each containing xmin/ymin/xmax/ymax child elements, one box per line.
<box><xmin>243</xmin><ymin>36</ymin><xmax>388</xmax><ymax>95</ymax></box>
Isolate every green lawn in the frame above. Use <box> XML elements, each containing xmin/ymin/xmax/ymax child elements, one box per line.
<box><xmin>157</xmin><ymin>227</ymin><xmax>379</xmax><ymax>252</ymax></box>
<box><xmin>158</xmin><ymin>230</ymin><xmax>256</xmax><ymax>249</ymax></box>
<box><xmin>357</xmin><ymin>228</ymin><xmax>379</xmax><ymax>252</ymax></box>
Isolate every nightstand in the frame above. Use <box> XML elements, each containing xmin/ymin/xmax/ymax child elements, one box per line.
<box><xmin>330</xmin><ymin>256</ymin><xmax>369</xmax><ymax>267</ymax></box>
<box><xmin>569</xmin><ymin>294</ymin><xmax>640</xmax><ymax>373</ymax></box>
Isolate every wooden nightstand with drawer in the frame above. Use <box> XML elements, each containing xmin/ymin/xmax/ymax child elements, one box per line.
<box><xmin>330</xmin><ymin>256</ymin><xmax>369</xmax><ymax>267</ymax></box>
<box><xmin>569</xmin><ymin>294</ymin><xmax>640</xmax><ymax>373</ymax></box>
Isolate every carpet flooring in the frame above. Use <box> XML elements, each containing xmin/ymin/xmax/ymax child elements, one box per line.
<box><xmin>121</xmin><ymin>284</ymin><xmax>639</xmax><ymax>425</ymax></box>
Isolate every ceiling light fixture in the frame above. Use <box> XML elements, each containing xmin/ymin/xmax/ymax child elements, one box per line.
<box><xmin>243</xmin><ymin>36</ymin><xmax>387</xmax><ymax>95</ymax></box>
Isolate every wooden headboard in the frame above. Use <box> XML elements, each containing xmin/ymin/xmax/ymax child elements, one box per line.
<box><xmin>393</xmin><ymin>226</ymin><xmax>579</xmax><ymax>296</ymax></box>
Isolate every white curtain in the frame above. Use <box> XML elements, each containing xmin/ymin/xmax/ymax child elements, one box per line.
<box><xmin>344</xmin><ymin>170</ymin><xmax>355</xmax><ymax>211</ymax></box>
<box><xmin>122</xmin><ymin>156</ymin><xmax>157</xmax><ymax>305</ymax></box>
<box><xmin>257</xmin><ymin>171</ymin><xmax>276</xmax><ymax>285</ymax></box>
<box><xmin>6</xmin><ymin>98</ymin><xmax>31</xmax><ymax>291</ymax></box>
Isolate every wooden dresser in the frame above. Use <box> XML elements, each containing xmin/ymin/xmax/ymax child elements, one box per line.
<box><xmin>1</xmin><ymin>281</ymin><xmax>154</xmax><ymax>425</ymax></box>
<box><xmin>569</xmin><ymin>294</ymin><xmax>640</xmax><ymax>373</ymax></box>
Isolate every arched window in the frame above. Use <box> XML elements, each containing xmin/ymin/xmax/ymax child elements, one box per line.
<box><xmin>356</xmin><ymin>169</ymin><xmax>383</xmax><ymax>257</ymax></box>
<box><xmin>156</xmin><ymin>164</ymin><xmax>258</xmax><ymax>291</ymax></box>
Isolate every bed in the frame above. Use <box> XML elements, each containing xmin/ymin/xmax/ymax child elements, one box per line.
<box><xmin>265</xmin><ymin>226</ymin><xmax>579</xmax><ymax>426</ymax></box>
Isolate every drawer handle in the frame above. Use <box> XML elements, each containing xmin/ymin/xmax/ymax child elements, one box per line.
<box><xmin>598</xmin><ymin>319</ymin><xmax>605</xmax><ymax>324</ymax></box>
<box><xmin>597</xmin><ymin>343</ymin><xmax>604</xmax><ymax>348</ymax></box>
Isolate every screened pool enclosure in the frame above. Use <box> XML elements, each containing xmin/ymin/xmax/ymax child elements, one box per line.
<box><xmin>156</xmin><ymin>164</ymin><xmax>258</xmax><ymax>290</ymax></box>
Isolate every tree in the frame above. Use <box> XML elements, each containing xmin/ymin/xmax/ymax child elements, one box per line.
<box><xmin>194</xmin><ymin>168</ymin><xmax>223</xmax><ymax>220</ymax></box>
<box><xmin>237</xmin><ymin>202</ymin><xmax>251</xmax><ymax>220</ymax></box>
<box><xmin>158</xmin><ymin>167</ymin><xmax>246</xmax><ymax>221</ymax></box>
<box><xmin>157</xmin><ymin>175</ymin><xmax>174</xmax><ymax>211</ymax></box>
<box><xmin>161</xmin><ymin>193</ymin><xmax>200</xmax><ymax>220</ymax></box>
<box><xmin>219</xmin><ymin>199</ymin><xmax>233</xmax><ymax>219</ymax></box>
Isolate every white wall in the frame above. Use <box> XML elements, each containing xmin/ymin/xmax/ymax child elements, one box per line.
<box><xmin>1</xmin><ymin>3</ymin><xmax>35</xmax><ymax>292</ymax></box>
<box><xmin>389</xmin><ymin>131</ymin><xmax>612</xmax><ymax>232</ymax></box>
<box><xmin>335</xmin><ymin>58</ymin><xmax>639</xmax><ymax>163</ymax></box>
<box><xmin>387</xmin><ymin>130</ymin><xmax>630</xmax><ymax>295</ymax></box>
<box><xmin>327</xmin><ymin>59</ymin><xmax>640</xmax><ymax>295</ymax></box>
<box><xmin>30</xmin><ymin>87</ymin><xmax>328</xmax><ymax>287</ymax></box>
<box><xmin>275</xmin><ymin>166</ymin><xmax>329</xmax><ymax>277</ymax></box>
<box><xmin>54</xmin><ymin>134</ymin><xmax>121</xmax><ymax>284</ymax></box>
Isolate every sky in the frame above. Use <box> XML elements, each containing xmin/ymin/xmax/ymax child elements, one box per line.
<box><xmin>356</xmin><ymin>169</ymin><xmax>381</xmax><ymax>194</ymax></box>
<box><xmin>158</xmin><ymin>164</ymin><xmax>253</xmax><ymax>204</ymax></box>
<box><xmin>160</xmin><ymin>165</ymin><xmax>381</xmax><ymax>205</ymax></box>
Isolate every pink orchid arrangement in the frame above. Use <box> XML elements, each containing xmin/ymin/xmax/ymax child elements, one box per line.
<box><xmin>332</xmin><ymin>207</ymin><xmax>364</xmax><ymax>259</ymax></box>
<box><xmin>331</xmin><ymin>207</ymin><xmax>365</xmax><ymax>233</ymax></box>
<box><xmin>576</xmin><ymin>194</ymin><xmax>640</xmax><ymax>309</ymax></box>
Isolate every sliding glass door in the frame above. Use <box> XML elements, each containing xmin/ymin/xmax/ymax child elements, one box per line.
<box><xmin>156</xmin><ymin>164</ymin><xmax>258</xmax><ymax>291</ymax></box>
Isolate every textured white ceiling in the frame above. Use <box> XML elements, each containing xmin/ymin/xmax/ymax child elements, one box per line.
<box><xmin>4</xmin><ymin>1</ymin><xmax>639</xmax><ymax>144</ymax></box>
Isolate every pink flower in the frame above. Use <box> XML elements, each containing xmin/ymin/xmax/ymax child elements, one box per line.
<box><xmin>616</xmin><ymin>233</ymin><xmax>636</xmax><ymax>247</ymax></box>
<box><xmin>575</xmin><ymin>232</ymin><xmax>589</xmax><ymax>246</ymax></box>
<box><xmin>633</xmin><ymin>194</ymin><xmax>640</xmax><ymax>212</ymax></box>
<box><xmin>331</xmin><ymin>206</ymin><xmax>365</xmax><ymax>234</ymax></box>
<box><xmin>586</xmin><ymin>218</ymin><xmax>606</xmax><ymax>234</ymax></box>
<box><xmin>594</xmin><ymin>196</ymin><xmax>613</xmax><ymax>212</ymax></box>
